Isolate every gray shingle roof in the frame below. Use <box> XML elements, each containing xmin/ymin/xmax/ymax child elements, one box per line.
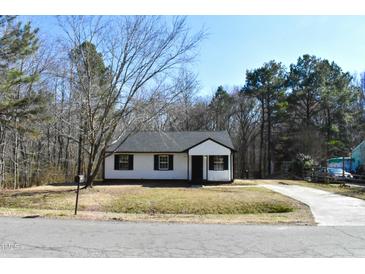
<box><xmin>107</xmin><ymin>131</ymin><xmax>235</xmax><ymax>152</ymax></box>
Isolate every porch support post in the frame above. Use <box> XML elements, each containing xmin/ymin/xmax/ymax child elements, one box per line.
<box><xmin>230</xmin><ymin>151</ymin><xmax>234</xmax><ymax>181</ymax></box>
<box><xmin>206</xmin><ymin>155</ymin><xmax>208</xmax><ymax>182</ymax></box>
<box><xmin>187</xmin><ymin>152</ymin><xmax>189</xmax><ymax>181</ymax></box>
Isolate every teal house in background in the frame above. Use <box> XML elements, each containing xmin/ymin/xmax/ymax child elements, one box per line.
<box><xmin>327</xmin><ymin>140</ymin><xmax>365</xmax><ymax>173</ymax></box>
<box><xmin>327</xmin><ymin>157</ymin><xmax>355</xmax><ymax>172</ymax></box>
<box><xmin>352</xmin><ymin>140</ymin><xmax>365</xmax><ymax>173</ymax></box>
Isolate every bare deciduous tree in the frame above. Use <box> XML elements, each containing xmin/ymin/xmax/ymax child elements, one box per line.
<box><xmin>58</xmin><ymin>16</ymin><xmax>205</xmax><ymax>187</ymax></box>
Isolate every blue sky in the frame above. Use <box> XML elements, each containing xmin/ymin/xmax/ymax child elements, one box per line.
<box><xmin>186</xmin><ymin>16</ymin><xmax>365</xmax><ymax>96</ymax></box>
<box><xmin>23</xmin><ymin>16</ymin><xmax>365</xmax><ymax>97</ymax></box>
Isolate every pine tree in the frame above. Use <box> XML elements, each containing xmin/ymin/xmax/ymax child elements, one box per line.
<box><xmin>0</xmin><ymin>16</ymin><xmax>46</xmax><ymax>188</ymax></box>
<box><xmin>0</xmin><ymin>16</ymin><xmax>44</xmax><ymax>130</ymax></box>
<box><xmin>244</xmin><ymin>61</ymin><xmax>287</xmax><ymax>177</ymax></box>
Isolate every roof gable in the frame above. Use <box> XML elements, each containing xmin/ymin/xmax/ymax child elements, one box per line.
<box><xmin>188</xmin><ymin>138</ymin><xmax>232</xmax><ymax>155</ymax></box>
<box><xmin>353</xmin><ymin>140</ymin><xmax>365</xmax><ymax>152</ymax></box>
<box><xmin>185</xmin><ymin>137</ymin><xmax>235</xmax><ymax>152</ymax></box>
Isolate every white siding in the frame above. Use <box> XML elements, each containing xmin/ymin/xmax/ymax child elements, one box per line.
<box><xmin>104</xmin><ymin>139</ymin><xmax>233</xmax><ymax>182</ymax></box>
<box><xmin>188</xmin><ymin>139</ymin><xmax>232</xmax><ymax>182</ymax></box>
<box><xmin>104</xmin><ymin>153</ymin><xmax>188</xmax><ymax>180</ymax></box>
<box><xmin>188</xmin><ymin>139</ymin><xmax>231</xmax><ymax>155</ymax></box>
<box><xmin>207</xmin><ymin>162</ymin><xmax>231</xmax><ymax>181</ymax></box>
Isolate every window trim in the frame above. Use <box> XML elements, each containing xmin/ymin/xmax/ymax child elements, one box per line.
<box><xmin>158</xmin><ymin>155</ymin><xmax>169</xmax><ymax>171</ymax></box>
<box><xmin>114</xmin><ymin>154</ymin><xmax>133</xmax><ymax>170</ymax></box>
<box><xmin>209</xmin><ymin>155</ymin><xmax>228</xmax><ymax>171</ymax></box>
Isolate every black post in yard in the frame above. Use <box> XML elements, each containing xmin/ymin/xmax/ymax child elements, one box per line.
<box><xmin>74</xmin><ymin>174</ymin><xmax>84</xmax><ymax>215</ymax></box>
<box><xmin>342</xmin><ymin>156</ymin><xmax>345</xmax><ymax>178</ymax></box>
<box><xmin>74</xmin><ymin>176</ymin><xmax>80</xmax><ymax>215</ymax></box>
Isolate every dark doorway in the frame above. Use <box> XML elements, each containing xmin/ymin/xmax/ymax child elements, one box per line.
<box><xmin>191</xmin><ymin>156</ymin><xmax>203</xmax><ymax>182</ymax></box>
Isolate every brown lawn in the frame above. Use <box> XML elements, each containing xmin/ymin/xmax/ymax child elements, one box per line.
<box><xmin>0</xmin><ymin>184</ymin><xmax>314</xmax><ymax>225</ymax></box>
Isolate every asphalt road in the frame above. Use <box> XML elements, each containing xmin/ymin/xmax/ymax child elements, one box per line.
<box><xmin>1</xmin><ymin>217</ymin><xmax>365</xmax><ymax>257</ymax></box>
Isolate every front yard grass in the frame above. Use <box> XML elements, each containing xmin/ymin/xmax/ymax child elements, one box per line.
<box><xmin>234</xmin><ymin>179</ymin><xmax>365</xmax><ymax>201</ymax></box>
<box><xmin>0</xmin><ymin>185</ymin><xmax>314</xmax><ymax>225</ymax></box>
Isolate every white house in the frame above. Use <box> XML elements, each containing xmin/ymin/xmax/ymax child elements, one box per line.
<box><xmin>103</xmin><ymin>131</ymin><xmax>235</xmax><ymax>183</ymax></box>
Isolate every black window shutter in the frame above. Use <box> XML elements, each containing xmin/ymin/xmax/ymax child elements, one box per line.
<box><xmin>168</xmin><ymin>155</ymin><xmax>173</xmax><ymax>170</ymax></box>
<box><xmin>209</xmin><ymin>156</ymin><xmax>214</xmax><ymax>170</ymax></box>
<box><xmin>114</xmin><ymin>155</ymin><xmax>120</xmax><ymax>170</ymax></box>
<box><xmin>128</xmin><ymin>155</ymin><xmax>134</xmax><ymax>170</ymax></box>
<box><xmin>223</xmin><ymin>156</ymin><xmax>228</xmax><ymax>170</ymax></box>
<box><xmin>154</xmin><ymin>155</ymin><xmax>158</xmax><ymax>170</ymax></box>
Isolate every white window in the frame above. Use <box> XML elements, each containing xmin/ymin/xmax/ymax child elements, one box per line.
<box><xmin>213</xmin><ymin>156</ymin><xmax>224</xmax><ymax>171</ymax></box>
<box><xmin>159</xmin><ymin>155</ymin><xmax>169</xmax><ymax>170</ymax></box>
<box><xmin>119</xmin><ymin>154</ymin><xmax>129</xmax><ymax>170</ymax></box>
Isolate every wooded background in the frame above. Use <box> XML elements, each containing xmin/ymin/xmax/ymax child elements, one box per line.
<box><xmin>1</xmin><ymin>16</ymin><xmax>364</xmax><ymax>188</ymax></box>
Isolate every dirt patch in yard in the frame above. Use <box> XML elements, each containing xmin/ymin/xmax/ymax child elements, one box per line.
<box><xmin>0</xmin><ymin>206</ymin><xmax>313</xmax><ymax>225</ymax></box>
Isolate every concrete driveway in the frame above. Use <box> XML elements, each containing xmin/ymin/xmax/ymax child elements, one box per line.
<box><xmin>1</xmin><ymin>217</ymin><xmax>365</xmax><ymax>257</ymax></box>
<box><xmin>263</xmin><ymin>184</ymin><xmax>365</xmax><ymax>226</ymax></box>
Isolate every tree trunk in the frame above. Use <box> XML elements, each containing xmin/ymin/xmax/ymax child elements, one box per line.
<box><xmin>259</xmin><ymin>101</ymin><xmax>265</xmax><ymax>178</ymax></box>
<box><xmin>267</xmin><ymin>101</ymin><xmax>272</xmax><ymax>176</ymax></box>
<box><xmin>13</xmin><ymin>127</ymin><xmax>18</xmax><ymax>189</ymax></box>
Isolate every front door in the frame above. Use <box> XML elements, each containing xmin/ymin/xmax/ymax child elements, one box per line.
<box><xmin>191</xmin><ymin>156</ymin><xmax>203</xmax><ymax>182</ymax></box>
